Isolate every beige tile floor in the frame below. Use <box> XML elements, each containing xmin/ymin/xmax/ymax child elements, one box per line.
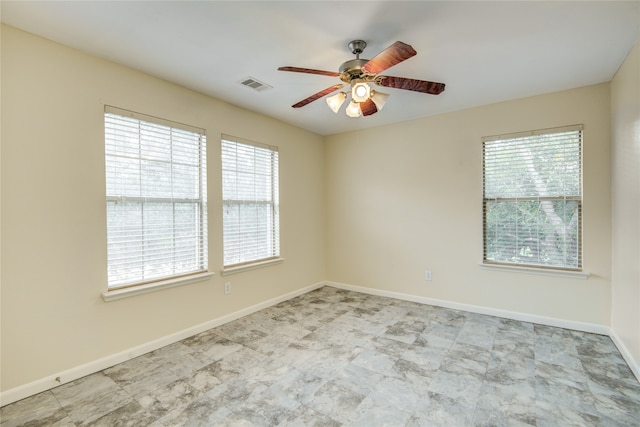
<box><xmin>2</xmin><ymin>286</ymin><xmax>639</xmax><ymax>426</ymax></box>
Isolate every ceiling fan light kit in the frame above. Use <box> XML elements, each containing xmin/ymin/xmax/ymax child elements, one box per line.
<box><xmin>279</xmin><ymin>39</ymin><xmax>445</xmax><ymax>118</ymax></box>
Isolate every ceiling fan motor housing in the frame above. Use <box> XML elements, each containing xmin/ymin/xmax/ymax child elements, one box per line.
<box><xmin>339</xmin><ymin>59</ymin><xmax>369</xmax><ymax>79</ymax></box>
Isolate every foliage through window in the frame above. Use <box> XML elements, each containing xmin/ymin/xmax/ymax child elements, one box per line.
<box><xmin>104</xmin><ymin>106</ymin><xmax>208</xmax><ymax>288</ymax></box>
<box><xmin>483</xmin><ymin>125</ymin><xmax>582</xmax><ymax>270</ymax></box>
<box><xmin>221</xmin><ymin>136</ymin><xmax>280</xmax><ymax>267</ymax></box>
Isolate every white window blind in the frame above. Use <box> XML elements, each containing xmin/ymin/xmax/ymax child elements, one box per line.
<box><xmin>104</xmin><ymin>106</ymin><xmax>208</xmax><ymax>289</ymax></box>
<box><xmin>221</xmin><ymin>136</ymin><xmax>279</xmax><ymax>267</ymax></box>
<box><xmin>482</xmin><ymin>125</ymin><xmax>582</xmax><ymax>270</ymax></box>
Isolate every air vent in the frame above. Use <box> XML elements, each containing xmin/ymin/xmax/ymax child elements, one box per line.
<box><xmin>238</xmin><ymin>77</ymin><xmax>273</xmax><ymax>92</ymax></box>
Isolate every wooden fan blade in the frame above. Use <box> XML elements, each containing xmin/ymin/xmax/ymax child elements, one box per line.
<box><xmin>376</xmin><ymin>76</ymin><xmax>445</xmax><ymax>95</ymax></box>
<box><xmin>361</xmin><ymin>41</ymin><xmax>417</xmax><ymax>75</ymax></box>
<box><xmin>292</xmin><ymin>84</ymin><xmax>345</xmax><ymax>108</ymax></box>
<box><xmin>278</xmin><ymin>66</ymin><xmax>341</xmax><ymax>77</ymax></box>
<box><xmin>359</xmin><ymin>99</ymin><xmax>378</xmax><ymax>116</ymax></box>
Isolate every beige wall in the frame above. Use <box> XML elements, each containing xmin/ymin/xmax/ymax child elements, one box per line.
<box><xmin>0</xmin><ymin>25</ymin><xmax>326</xmax><ymax>391</ymax></box>
<box><xmin>611</xmin><ymin>40</ymin><xmax>640</xmax><ymax>369</ymax></box>
<box><xmin>325</xmin><ymin>83</ymin><xmax>612</xmax><ymax>326</ymax></box>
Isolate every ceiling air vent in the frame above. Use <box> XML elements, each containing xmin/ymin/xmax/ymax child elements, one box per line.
<box><xmin>238</xmin><ymin>77</ymin><xmax>272</xmax><ymax>92</ymax></box>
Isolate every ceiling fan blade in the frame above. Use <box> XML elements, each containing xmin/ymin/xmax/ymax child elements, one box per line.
<box><xmin>278</xmin><ymin>66</ymin><xmax>341</xmax><ymax>77</ymax></box>
<box><xmin>359</xmin><ymin>99</ymin><xmax>378</xmax><ymax>116</ymax></box>
<box><xmin>376</xmin><ymin>76</ymin><xmax>445</xmax><ymax>95</ymax></box>
<box><xmin>361</xmin><ymin>41</ymin><xmax>417</xmax><ymax>75</ymax></box>
<box><xmin>291</xmin><ymin>84</ymin><xmax>345</xmax><ymax>108</ymax></box>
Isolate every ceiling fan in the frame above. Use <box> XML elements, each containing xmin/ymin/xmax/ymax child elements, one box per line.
<box><xmin>278</xmin><ymin>40</ymin><xmax>445</xmax><ymax>117</ymax></box>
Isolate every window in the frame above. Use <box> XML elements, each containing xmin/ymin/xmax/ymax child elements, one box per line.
<box><xmin>221</xmin><ymin>136</ymin><xmax>279</xmax><ymax>267</ymax></box>
<box><xmin>483</xmin><ymin>125</ymin><xmax>582</xmax><ymax>270</ymax></box>
<box><xmin>104</xmin><ymin>106</ymin><xmax>207</xmax><ymax>289</ymax></box>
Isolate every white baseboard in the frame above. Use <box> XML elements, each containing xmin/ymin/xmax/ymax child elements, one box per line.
<box><xmin>609</xmin><ymin>329</ymin><xmax>640</xmax><ymax>382</ymax></box>
<box><xmin>324</xmin><ymin>281</ymin><xmax>611</xmax><ymax>335</ymax></box>
<box><xmin>0</xmin><ymin>281</ymin><xmax>325</xmax><ymax>407</ymax></box>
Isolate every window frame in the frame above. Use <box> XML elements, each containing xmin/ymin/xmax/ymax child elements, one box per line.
<box><xmin>104</xmin><ymin>106</ymin><xmax>208</xmax><ymax>291</ymax></box>
<box><xmin>221</xmin><ymin>135</ymin><xmax>280</xmax><ymax>271</ymax></box>
<box><xmin>482</xmin><ymin>124</ymin><xmax>583</xmax><ymax>272</ymax></box>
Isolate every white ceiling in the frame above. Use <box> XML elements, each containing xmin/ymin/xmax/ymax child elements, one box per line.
<box><xmin>2</xmin><ymin>1</ymin><xmax>639</xmax><ymax>136</ymax></box>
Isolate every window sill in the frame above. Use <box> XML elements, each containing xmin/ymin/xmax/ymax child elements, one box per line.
<box><xmin>221</xmin><ymin>257</ymin><xmax>285</xmax><ymax>276</ymax></box>
<box><xmin>479</xmin><ymin>263</ymin><xmax>590</xmax><ymax>279</ymax></box>
<box><xmin>102</xmin><ymin>272</ymin><xmax>215</xmax><ymax>302</ymax></box>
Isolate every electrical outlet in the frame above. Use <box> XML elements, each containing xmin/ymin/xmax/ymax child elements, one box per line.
<box><xmin>425</xmin><ymin>270</ymin><xmax>432</xmax><ymax>281</ymax></box>
<box><xmin>224</xmin><ymin>282</ymin><xmax>231</xmax><ymax>294</ymax></box>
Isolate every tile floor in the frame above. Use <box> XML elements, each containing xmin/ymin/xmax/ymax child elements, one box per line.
<box><xmin>2</xmin><ymin>286</ymin><xmax>640</xmax><ymax>426</ymax></box>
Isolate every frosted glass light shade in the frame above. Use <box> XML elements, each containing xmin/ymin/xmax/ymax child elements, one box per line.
<box><xmin>371</xmin><ymin>90</ymin><xmax>390</xmax><ymax>111</ymax></box>
<box><xmin>326</xmin><ymin>92</ymin><xmax>347</xmax><ymax>113</ymax></box>
<box><xmin>345</xmin><ymin>100</ymin><xmax>362</xmax><ymax>117</ymax></box>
